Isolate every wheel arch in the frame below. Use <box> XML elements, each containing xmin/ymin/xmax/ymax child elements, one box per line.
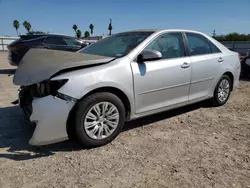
<box><xmin>66</xmin><ymin>86</ymin><xmax>132</xmax><ymax>139</ymax></box>
<box><xmin>79</xmin><ymin>87</ymin><xmax>131</xmax><ymax>120</ymax></box>
<box><xmin>223</xmin><ymin>71</ymin><xmax>234</xmax><ymax>91</ymax></box>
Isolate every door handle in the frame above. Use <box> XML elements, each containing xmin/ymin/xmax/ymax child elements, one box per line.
<box><xmin>181</xmin><ymin>62</ymin><xmax>190</xmax><ymax>68</ymax></box>
<box><xmin>218</xmin><ymin>57</ymin><xmax>224</xmax><ymax>63</ymax></box>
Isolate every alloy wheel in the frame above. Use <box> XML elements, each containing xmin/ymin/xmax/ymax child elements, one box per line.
<box><xmin>217</xmin><ymin>79</ymin><xmax>230</xmax><ymax>102</ymax></box>
<box><xmin>84</xmin><ymin>102</ymin><xmax>119</xmax><ymax>140</ymax></box>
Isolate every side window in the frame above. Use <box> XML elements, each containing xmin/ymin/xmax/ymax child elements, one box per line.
<box><xmin>145</xmin><ymin>32</ymin><xmax>185</xmax><ymax>59</ymax></box>
<box><xmin>186</xmin><ymin>33</ymin><xmax>211</xmax><ymax>56</ymax></box>
<box><xmin>46</xmin><ymin>37</ymin><xmax>66</xmax><ymax>45</ymax></box>
<box><xmin>64</xmin><ymin>38</ymin><xmax>81</xmax><ymax>46</ymax></box>
<box><xmin>209</xmin><ymin>42</ymin><xmax>221</xmax><ymax>53</ymax></box>
<box><xmin>28</xmin><ymin>37</ymin><xmax>46</xmax><ymax>44</ymax></box>
<box><xmin>33</xmin><ymin>37</ymin><xmax>46</xmax><ymax>44</ymax></box>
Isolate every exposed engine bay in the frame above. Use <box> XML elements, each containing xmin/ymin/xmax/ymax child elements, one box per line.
<box><xmin>18</xmin><ymin>79</ymin><xmax>76</xmax><ymax>117</ymax></box>
<box><xmin>14</xmin><ymin>49</ymin><xmax>115</xmax><ymax>117</ymax></box>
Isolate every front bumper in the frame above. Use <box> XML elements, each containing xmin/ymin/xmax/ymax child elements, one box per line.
<box><xmin>28</xmin><ymin>95</ymin><xmax>75</xmax><ymax>146</ymax></box>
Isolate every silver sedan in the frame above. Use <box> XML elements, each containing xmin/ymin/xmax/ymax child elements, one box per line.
<box><xmin>13</xmin><ymin>29</ymin><xmax>241</xmax><ymax>147</ymax></box>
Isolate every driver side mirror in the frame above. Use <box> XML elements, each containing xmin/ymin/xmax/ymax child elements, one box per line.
<box><xmin>137</xmin><ymin>49</ymin><xmax>162</xmax><ymax>63</ymax></box>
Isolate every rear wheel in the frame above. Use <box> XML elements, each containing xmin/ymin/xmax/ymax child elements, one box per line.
<box><xmin>73</xmin><ymin>92</ymin><xmax>125</xmax><ymax>147</ymax></box>
<box><xmin>211</xmin><ymin>75</ymin><xmax>232</xmax><ymax>106</ymax></box>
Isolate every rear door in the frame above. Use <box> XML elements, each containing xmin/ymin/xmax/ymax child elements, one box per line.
<box><xmin>44</xmin><ymin>36</ymin><xmax>68</xmax><ymax>51</ymax></box>
<box><xmin>63</xmin><ymin>37</ymin><xmax>83</xmax><ymax>52</ymax></box>
<box><xmin>185</xmin><ymin>32</ymin><xmax>223</xmax><ymax>101</ymax></box>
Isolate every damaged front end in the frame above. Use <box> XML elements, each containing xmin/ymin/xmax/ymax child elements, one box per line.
<box><xmin>13</xmin><ymin>49</ymin><xmax>114</xmax><ymax>146</ymax></box>
<box><xmin>18</xmin><ymin>79</ymin><xmax>77</xmax><ymax>146</ymax></box>
<box><xmin>18</xmin><ymin>79</ymin><xmax>75</xmax><ymax>117</ymax></box>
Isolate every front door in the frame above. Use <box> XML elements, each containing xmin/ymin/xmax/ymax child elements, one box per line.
<box><xmin>131</xmin><ymin>32</ymin><xmax>191</xmax><ymax>114</ymax></box>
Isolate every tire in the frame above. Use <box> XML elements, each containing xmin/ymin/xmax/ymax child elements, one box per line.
<box><xmin>72</xmin><ymin>92</ymin><xmax>126</xmax><ymax>147</ymax></box>
<box><xmin>211</xmin><ymin>75</ymin><xmax>232</xmax><ymax>106</ymax></box>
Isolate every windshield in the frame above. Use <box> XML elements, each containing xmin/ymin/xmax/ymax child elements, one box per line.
<box><xmin>79</xmin><ymin>31</ymin><xmax>154</xmax><ymax>57</ymax></box>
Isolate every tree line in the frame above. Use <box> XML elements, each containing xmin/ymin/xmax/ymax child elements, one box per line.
<box><xmin>13</xmin><ymin>20</ymin><xmax>250</xmax><ymax>41</ymax></box>
<box><xmin>72</xmin><ymin>24</ymin><xmax>95</xmax><ymax>38</ymax></box>
<box><xmin>213</xmin><ymin>33</ymin><xmax>250</xmax><ymax>41</ymax></box>
<box><xmin>12</xmin><ymin>19</ymin><xmax>113</xmax><ymax>38</ymax></box>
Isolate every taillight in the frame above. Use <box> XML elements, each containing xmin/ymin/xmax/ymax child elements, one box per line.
<box><xmin>9</xmin><ymin>44</ymin><xmax>23</xmax><ymax>51</ymax></box>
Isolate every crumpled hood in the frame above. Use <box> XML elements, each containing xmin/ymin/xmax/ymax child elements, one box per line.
<box><xmin>13</xmin><ymin>49</ymin><xmax>114</xmax><ymax>86</ymax></box>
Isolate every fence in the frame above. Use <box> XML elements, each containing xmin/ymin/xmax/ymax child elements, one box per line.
<box><xmin>220</xmin><ymin>41</ymin><xmax>250</xmax><ymax>55</ymax></box>
<box><xmin>1</xmin><ymin>36</ymin><xmax>250</xmax><ymax>55</ymax></box>
<box><xmin>0</xmin><ymin>36</ymin><xmax>19</xmax><ymax>51</ymax></box>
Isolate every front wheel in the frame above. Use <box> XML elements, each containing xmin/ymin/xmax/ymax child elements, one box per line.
<box><xmin>211</xmin><ymin>75</ymin><xmax>232</xmax><ymax>106</ymax></box>
<box><xmin>73</xmin><ymin>92</ymin><xmax>126</xmax><ymax>147</ymax></box>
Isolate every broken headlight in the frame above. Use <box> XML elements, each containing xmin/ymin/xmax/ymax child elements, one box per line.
<box><xmin>36</xmin><ymin>79</ymin><xmax>68</xmax><ymax>97</ymax></box>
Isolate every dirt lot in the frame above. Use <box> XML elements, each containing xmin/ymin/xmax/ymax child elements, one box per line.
<box><xmin>0</xmin><ymin>52</ymin><xmax>249</xmax><ymax>188</ymax></box>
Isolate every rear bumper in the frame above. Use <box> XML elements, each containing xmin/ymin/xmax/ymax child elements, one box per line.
<box><xmin>28</xmin><ymin>95</ymin><xmax>75</xmax><ymax>146</ymax></box>
<box><xmin>234</xmin><ymin>62</ymin><xmax>241</xmax><ymax>88</ymax></box>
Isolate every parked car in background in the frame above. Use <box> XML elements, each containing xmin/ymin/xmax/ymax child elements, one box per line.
<box><xmin>240</xmin><ymin>53</ymin><xmax>250</xmax><ymax>78</ymax></box>
<box><xmin>13</xmin><ymin>29</ymin><xmax>241</xmax><ymax>147</ymax></box>
<box><xmin>8</xmin><ymin>34</ymin><xmax>87</xmax><ymax>66</ymax></box>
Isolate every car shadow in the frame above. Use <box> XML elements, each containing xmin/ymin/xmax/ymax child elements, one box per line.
<box><xmin>0</xmin><ymin>101</ymin><xmax>211</xmax><ymax>161</ymax></box>
<box><xmin>240</xmin><ymin>77</ymin><xmax>250</xmax><ymax>82</ymax></box>
<box><xmin>0</xmin><ymin>68</ymin><xmax>16</xmax><ymax>75</ymax></box>
<box><xmin>123</xmin><ymin>101</ymin><xmax>210</xmax><ymax>132</ymax></box>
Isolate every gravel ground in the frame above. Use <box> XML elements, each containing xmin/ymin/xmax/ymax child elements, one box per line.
<box><xmin>0</xmin><ymin>52</ymin><xmax>249</xmax><ymax>188</ymax></box>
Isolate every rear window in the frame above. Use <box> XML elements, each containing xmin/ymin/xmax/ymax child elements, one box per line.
<box><xmin>186</xmin><ymin>33</ymin><xmax>221</xmax><ymax>56</ymax></box>
<box><xmin>186</xmin><ymin>33</ymin><xmax>211</xmax><ymax>56</ymax></box>
<box><xmin>22</xmin><ymin>36</ymin><xmax>46</xmax><ymax>43</ymax></box>
<box><xmin>63</xmin><ymin>38</ymin><xmax>82</xmax><ymax>46</ymax></box>
<box><xmin>46</xmin><ymin>37</ymin><xmax>66</xmax><ymax>45</ymax></box>
<box><xmin>209</xmin><ymin>42</ymin><xmax>221</xmax><ymax>53</ymax></box>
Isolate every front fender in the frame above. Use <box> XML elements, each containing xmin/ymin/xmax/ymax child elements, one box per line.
<box><xmin>51</xmin><ymin>60</ymin><xmax>135</xmax><ymax>118</ymax></box>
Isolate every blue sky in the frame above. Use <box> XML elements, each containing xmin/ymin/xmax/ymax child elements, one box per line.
<box><xmin>0</xmin><ymin>0</ymin><xmax>249</xmax><ymax>37</ymax></box>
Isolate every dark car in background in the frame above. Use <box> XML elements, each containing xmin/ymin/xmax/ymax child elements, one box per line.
<box><xmin>240</xmin><ymin>54</ymin><xmax>250</xmax><ymax>78</ymax></box>
<box><xmin>8</xmin><ymin>34</ymin><xmax>87</xmax><ymax>66</ymax></box>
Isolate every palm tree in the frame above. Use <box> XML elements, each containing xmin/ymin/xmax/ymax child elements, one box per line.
<box><xmin>84</xmin><ymin>31</ymin><xmax>90</xmax><ymax>38</ymax></box>
<box><xmin>72</xmin><ymin>24</ymin><xmax>78</xmax><ymax>37</ymax></box>
<box><xmin>108</xmin><ymin>19</ymin><xmax>112</xmax><ymax>35</ymax></box>
<box><xmin>13</xmin><ymin>20</ymin><xmax>20</xmax><ymax>36</ymax></box>
<box><xmin>73</xmin><ymin>24</ymin><xmax>78</xmax><ymax>32</ymax></box>
<box><xmin>23</xmin><ymin>21</ymin><xmax>31</xmax><ymax>33</ymax></box>
<box><xmin>76</xmin><ymin>29</ymin><xmax>82</xmax><ymax>38</ymax></box>
<box><xmin>89</xmin><ymin>24</ymin><xmax>94</xmax><ymax>36</ymax></box>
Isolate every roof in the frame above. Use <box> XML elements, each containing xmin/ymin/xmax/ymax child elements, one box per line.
<box><xmin>20</xmin><ymin>33</ymin><xmax>75</xmax><ymax>38</ymax></box>
<box><xmin>120</xmin><ymin>29</ymin><xmax>205</xmax><ymax>34</ymax></box>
